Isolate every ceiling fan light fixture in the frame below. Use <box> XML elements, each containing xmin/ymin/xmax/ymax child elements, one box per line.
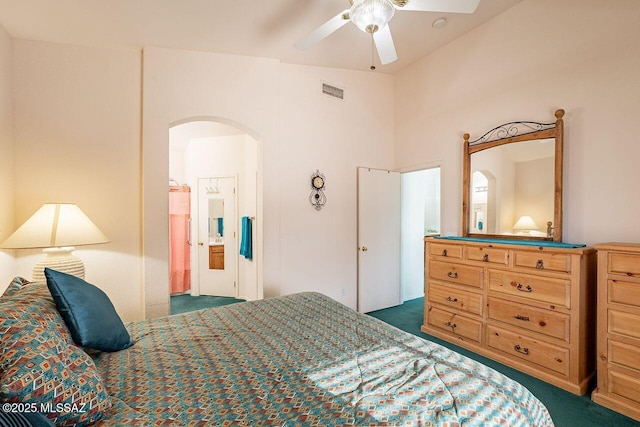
<box><xmin>349</xmin><ymin>0</ymin><xmax>395</xmax><ymax>34</ymax></box>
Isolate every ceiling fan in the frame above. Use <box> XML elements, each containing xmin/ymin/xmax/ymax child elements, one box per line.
<box><xmin>294</xmin><ymin>0</ymin><xmax>480</xmax><ymax>67</ymax></box>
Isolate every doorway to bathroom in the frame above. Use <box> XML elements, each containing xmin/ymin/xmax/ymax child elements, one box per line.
<box><xmin>168</xmin><ymin>120</ymin><xmax>258</xmax><ymax>308</ymax></box>
<box><xmin>400</xmin><ymin>166</ymin><xmax>441</xmax><ymax>301</ymax></box>
<box><xmin>196</xmin><ymin>176</ymin><xmax>237</xmax><ymax>297</ymax></box>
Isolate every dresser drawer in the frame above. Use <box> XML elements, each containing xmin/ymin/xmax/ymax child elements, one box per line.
<box><xmin>427</xmin><ymin>306</ymin><xmax>482</xmax><ymax>343</ymax></box>
<box><xmin>428</xmin><ymin>282</ymin><xmax>483</xmax><ymax>316</ymax></box>
<box><xmin>466</xmin><ymin>246</ymin><xmax>509</xmax><ymax>266</ymax></box>
<box><xmin>488</xmin><ymin>270</ymin><xmax>571</xmax><ymax>308</ymax></box>
<box><xmin>609</xmin><ymin>251</ymin><xmax>640</xmax><ymax>278</ymax></box>
<box><xmin>429</xmin><ymin>243</ymin><xmax>463</xmax><ymax>260</ymax></box>
<box><xmin>609</xmin><ymin>279</ymin><xmax>640</xmax><ymax>309</ymax></box>
<box><xmin>487</xmin><ymin>325</ymin><xmax>569</xmax><ymax>376</ymax></box>
<box><xmin>609</xmin><ymin>339</ymin><xmax>640</xmax><ymax>372</ymax></box>
<box><xmin>513</xmin><ymin>251</ymin><xmax>571</xmax><ymax>273</ymax></box>
<box><xmin>429</xmin><ymin>260</ymin><xmax>483</xmax><ymax>289</ymax></box>
<box><xmin>608</xmin><ymin>368</ymin><xmax>640</xmax><ymax>404</ymax></box>
<box><xmin>609</xmin><ymin>308</ymin><xmax>640</xmax><ymax>340</ymax></box>
<box><xmin>488</xmin><ymin>297</ymin><xmax>569</xmax><ymax>341</ymax></box>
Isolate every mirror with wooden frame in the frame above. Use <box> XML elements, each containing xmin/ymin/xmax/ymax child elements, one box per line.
<box><xmin>462</xmin><ymin>109</ymin><xmax>564</xmax><ymax>242</ymax></box>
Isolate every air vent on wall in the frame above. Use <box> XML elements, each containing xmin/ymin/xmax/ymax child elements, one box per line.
<box><xmin>322</xmin><ymin>82</ymin><xmax>344</xmax><ymax>100</ymax></box>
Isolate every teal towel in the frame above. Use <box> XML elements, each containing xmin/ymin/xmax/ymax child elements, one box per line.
<box><xmin>240</xmin><ymin>216</ymin><xmax>252</xmax><ymax>260</ymax></box>
<box><xmin>217</xmin><ymin>217</ymin><xmax>223</xmax><ymax>236</ymax></box>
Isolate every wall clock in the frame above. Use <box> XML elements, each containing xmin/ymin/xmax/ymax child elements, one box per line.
<box><xmin>309</xmin><ymin>170</ymin><xmax>326</xmax><ymax>211</ymax></box>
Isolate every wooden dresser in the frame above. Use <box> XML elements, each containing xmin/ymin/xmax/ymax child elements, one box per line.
<box><xmin>591</xmin><ymin>243</ymin><xmax>640</xmax><ymax>421</ymax></box>
<box><xmin>422</xmin><ymin>237</ymin><xmax>596</xmax><ymax>395</ymax></box>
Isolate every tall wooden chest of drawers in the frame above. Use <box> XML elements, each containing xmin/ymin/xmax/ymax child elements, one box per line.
<box><xmin>591</xmin><ymin>243</ymin><xmax>640</xmax><ymax>421</ymax></box>
<box><xmin>421</xmin><ymin>237</ymin><xmax>596</xmax><ymax>395</ymax></box>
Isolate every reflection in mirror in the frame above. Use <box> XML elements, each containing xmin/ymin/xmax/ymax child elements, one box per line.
<box><xmin>208</xmin><ymin>198</ymin><xmax>224</xmax><ymax>240</ymax></box>
<box><xmin>470</xmin><ymin>139</ymin><xmax>554</xmax><ymax>237</ymax></box>
<box><xmin>208</xmin><ymin>198</ymin><xmax>225</xmax><ymax>270</ymax></box>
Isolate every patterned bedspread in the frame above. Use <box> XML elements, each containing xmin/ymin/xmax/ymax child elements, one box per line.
<box><xmin>92</xmin><ymin>292</ymin><xmax>553</xmax><ymax>426</ymax></box>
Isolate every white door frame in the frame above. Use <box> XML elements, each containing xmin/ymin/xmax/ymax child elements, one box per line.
<box><xmin>191</xmin><ymin>175</ymin><xmax>239</xmax><ymax>297</ymax></box>
<box><xmin>399</xmin><ymin>162</ymin><xmax>443</xmax><ymax>301</ymax></box>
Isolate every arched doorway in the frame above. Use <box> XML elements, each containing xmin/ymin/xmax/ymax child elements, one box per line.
<box><xmin>168</xmin><ymin>120</ymin><xmax>258</xmax><ymax>301</ymax></box>
<box><xmin>143</xmin><ymin>116</ymin><xmax>264</xmax><ymax>318</ymax></box>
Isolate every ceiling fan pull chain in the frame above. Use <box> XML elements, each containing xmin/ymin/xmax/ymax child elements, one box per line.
<box><xmin>370</xmin><ymin>33</ymin><xmax>376</xmax><ymax>71</ymax></box>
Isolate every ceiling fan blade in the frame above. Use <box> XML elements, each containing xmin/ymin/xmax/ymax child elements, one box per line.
<box><xmin>398</xmin><ymin>0</ymin><xmax>480</xmax><ymax>13</ymax></box>
<box><xmin>373</xmin><ymin>25</ymin><xmax>398</xmax><ymax>65</ymax></box>
<box><xmin>293</xmin><ymin>10</ymin><xmax>351</xmax><ymax>50</ymax></box>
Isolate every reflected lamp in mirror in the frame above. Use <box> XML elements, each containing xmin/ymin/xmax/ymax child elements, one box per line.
<box><xmin>0</xmin><ymin>203</ymin><xmax>109</xmax><ymax>282</ymax></box>
<box><xmin>513</xmin><ymin>215</ymin><xmax>538</xmax><ymax>235</ymax></box>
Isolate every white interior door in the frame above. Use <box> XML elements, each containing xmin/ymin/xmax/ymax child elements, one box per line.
<box><xmin>197</xmin><ymin>177</ymin><xmax>237</xmax><ymax>297</ymax></box>
<box><xmin>357</xmin><ymin>167</ymin><xmax>401</xmax><ymax>313</ymax></box>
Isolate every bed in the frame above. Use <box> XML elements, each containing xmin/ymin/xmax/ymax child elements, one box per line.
<box><xmin>0</xmin><ymin>276</ymin><xmax>554</xmax><ymax>426</ymax></box>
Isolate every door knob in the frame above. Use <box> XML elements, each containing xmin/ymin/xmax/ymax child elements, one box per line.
<box><xmin>198</xmin><ymin>242</ymin><xmax>204</xmax><ymax>246</ymax></box>
<box><xmin>361</xmin><ymin>246</ymin><xmax>368</xmax><ymax>252</ymax></box>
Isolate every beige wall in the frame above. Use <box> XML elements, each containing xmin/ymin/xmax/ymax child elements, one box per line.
<box><xmin>143</xmin><ymin>48</ymin><xmax>395</xmax><ymax>316</ymax></box>
<box><xmin>11</xmin><ymin>40</ymin><xmax>143</xmax><ymax>321</ymax></box>
<box><xmin>5</xmin><ymin>41</ymin><xmax>394</xmax><ymax>319</ymax></box>
<box><xmin>395</xmin><ymin>0</ymin><xmax>640</xmax><ymax>245</ymax></box>
<box><xmin>142</xmin><ymin>47</ymin><xmax>279</xmax><ymax>318</ymax></box>
<box><xmin>6</xmin><ymin>0</ymin><xmax>638</xmax><ymax>319</ymax></box>
<box><xmin>0</xmin><ymin>23</ymin><xmax>14</xmax><ymax>289</ymax></box>
<box><xmin>278</xmin><ymin>63</ymin><xmax>394</xmax><ymax>308</ymax></box>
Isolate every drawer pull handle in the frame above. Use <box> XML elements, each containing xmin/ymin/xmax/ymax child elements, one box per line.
<box><xmin>442</xmin><ymin>249</ymin><xmax>447</xmax><ymax>256</ymax></box>
<box><xmin>536</xmin><ymin>259</ymin><xmax>544</xmax><ymax>269</ymax></box>
<box><xmin>447</xmin><ymin>272</ymin><xmax>458</xmax><ymax>279</ymax></box>
<box><xmin>514</xmin><ymin>345</ymin><xmax>530</xmax><ymax>355</ymax></box>
<box><xmin>517</xmin><ymin>283</ymin><xmax>533</xmax><ymax>293</ymax></box>
<box><xmin>445</xmin><ymin>322</ymin><xmax>457</xmax><ymax>329</ymax></box>
<box><xmin>483</xmin><ymin>254</ymin><xmax>489</xmax><ymax>262</ymax></box>
<box><xmin>514</xmin><ymin>314</ymin><xmax>530</xmax><ymax>321</ymax></box>
<box><xmin>446</xmin><ymin>296</ymin><xmax>458</xmax><ymax>303</ymax></box>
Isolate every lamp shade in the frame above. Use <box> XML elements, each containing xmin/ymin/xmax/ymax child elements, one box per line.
<box><xmin>1</xmin><ymin>203</ymin><xmax>109</xmax><ymax>249</ymax></box>
<box><xmin>513</xmin><ymin>215</ymin><xmax>538</xmax><ymax>231</ymax></box>
<box><xmin>349</xmin><ymin>0</ymin><xmax>395</xmax><ymax>33</ymax></box>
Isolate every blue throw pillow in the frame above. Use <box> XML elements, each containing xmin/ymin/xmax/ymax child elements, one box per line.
<box><xmin>45</xmin><ymin>268</ymin><xmax>133</xmax><ymax>352</ymax></box>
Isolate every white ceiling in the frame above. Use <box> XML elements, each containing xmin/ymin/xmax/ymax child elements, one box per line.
<box><xmin>0</xmin><ymin>0</ymin><xmax>521</xmax><ymax>74</ymax></box>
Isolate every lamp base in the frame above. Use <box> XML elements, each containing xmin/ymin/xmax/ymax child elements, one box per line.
<box><xmin>32</xmin><ymin>247</ymin><xmax>86</xmax><ymax>282</ymax></box>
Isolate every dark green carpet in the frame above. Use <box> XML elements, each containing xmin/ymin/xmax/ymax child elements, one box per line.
<box><xmin>367</xmin><ymin>297</ymin><xmax>639</xmax><ymax>427</ymax></box>
<box><xmin>170</xmin><ymin>294</ymin><xmax>244</xmax><ymax>315</ymax></box>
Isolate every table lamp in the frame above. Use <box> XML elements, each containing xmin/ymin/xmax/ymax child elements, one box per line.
<box><xmin>0</xmin><ymin>203</ymin><xmax>109</xmax><ymax>282</ymax></box>
<box><xmin>513</xmin><ymin>215</ymin><xmax>538</xmax><ymax>235</ymax></box>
